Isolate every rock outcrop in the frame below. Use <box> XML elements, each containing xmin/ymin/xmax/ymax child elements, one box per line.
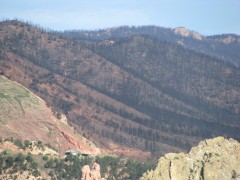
<box><xmin>213</xmin><ymin>35</ymin><xmax>240</xmax><ymax>44</ymax></box>
<box><xmin>91</xmin><ymin>163</ymin><xmax>101</xmax><ymax>180</ymax></box>
<box><xmin>173</xmin><ymin>27</ymin><xmax>203</xmax><ymax>40</ymax></box>
<box><xmin>142</xmin><ymin>137</ymin><xmax>240</xmax><ymax>180</ymax></box>
<box><xmin>81</xmin><ymin>163</ymin><xmax>101</xmax><ymax>180</ymax></box>
<box><xmin>82</xmin><ymin>165</ymin><xmax>92</xmax><ymax>180</ymax></box>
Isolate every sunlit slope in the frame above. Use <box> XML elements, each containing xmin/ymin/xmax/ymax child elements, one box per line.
<box><xmin>0</xmin><ymin>75</ymin><xmax>100</xmax><ymax>155</ymax></box>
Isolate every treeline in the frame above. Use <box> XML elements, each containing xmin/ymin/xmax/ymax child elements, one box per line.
<box><xmin>0</xmin><ymin>19</ymin><xmax>60</xmax><ymax>35</ymax></box>
<box><xmin>0</xmin><ymin>138</ymin><xmax>156</xmax><ymax>179</ymax></box>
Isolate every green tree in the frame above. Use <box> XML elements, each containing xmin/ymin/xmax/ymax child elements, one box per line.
<box><xmin>24</xmin><ymin>140</ymin><xmax>30</xmax><ymax>148</ymax></box>
<box><xmin>42</xmin><ymin>155</ymin><xmax>49</xmax><ymax>161</ymax></box>
<box><xmin>15</xmin><ymin>153</ymin><xmax>25</xmax><ymax>164</ymax></box>
<box><xmin>5</xmin><ymin>156</ymin><xmax>14</xmax><ymax>168</ymax></box>
<box><xmin>26</xmin><ymin>153</ymin><xmax>33</xmax><ymax>163</ymax></box>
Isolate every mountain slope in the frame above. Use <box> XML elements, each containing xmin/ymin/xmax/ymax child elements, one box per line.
<box><xmin>142</xmin><ymin>137</ymin><xmax>240</xmax><ymax>180</ymax></box>
<box><xmin>0</xmin><ymin>75</ymin><xmax>100</xmax><ymax>155</ymax></box>
<box><xmin>90</xmin><ymin>36</ymin><xmax>240</xmax><ymax>123</ymax></box>
<box><xmin>0</xmin><ymin>20</ymin><xmax>239</xmax><ymax>159</ymax></box>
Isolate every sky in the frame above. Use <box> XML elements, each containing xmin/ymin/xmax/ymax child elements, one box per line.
<box><xmin>0</xmin><ymin>0</ymin><xmax>239</xmax><ymax>35</ymax></box>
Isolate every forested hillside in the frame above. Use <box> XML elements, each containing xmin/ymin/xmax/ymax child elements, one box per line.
<box><xmin>0</xmin><ymin>20</ymin><xmax>239</xmax><ymax>159</ymax></box>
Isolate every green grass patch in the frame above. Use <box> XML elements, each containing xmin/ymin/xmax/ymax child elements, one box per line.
<box><xmin>0</xmin><ymin>78</ymin><xmax>40</xmax><ymax>106</ymax></box>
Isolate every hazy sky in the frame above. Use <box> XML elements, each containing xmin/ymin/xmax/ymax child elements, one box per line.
<box><xmin>1</xmin><ymin>0</ymin><xmax>239</xmax><ymax>35</ymax></box>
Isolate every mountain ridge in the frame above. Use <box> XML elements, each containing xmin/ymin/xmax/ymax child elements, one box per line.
<box><xmin>62</xmin><ymin>24</ymin><xmax>240</xmax><ymax>66</ymax></box>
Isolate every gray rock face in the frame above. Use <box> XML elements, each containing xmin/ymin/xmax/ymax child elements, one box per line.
<box><xmin>142</xmin><ymin>137</ymin><xmax>240</xmax><ymax>180</ymax></box>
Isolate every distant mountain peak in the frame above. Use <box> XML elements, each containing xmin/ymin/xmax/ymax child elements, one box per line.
<box><xmin>173</xmin><ymin>27</ymin><xmax>203</xmax><ymax>40</ymax></box>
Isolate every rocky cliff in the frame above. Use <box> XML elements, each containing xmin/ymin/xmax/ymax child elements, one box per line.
<box><xmin>141</xmin><ymin>137</ymin><xmax>240</xmax><ymax>180</ymax></box>
<box><xmin>173</xmin><ymin>27</ymin><xmax>203</xmax><ymax>40</ymax></box>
